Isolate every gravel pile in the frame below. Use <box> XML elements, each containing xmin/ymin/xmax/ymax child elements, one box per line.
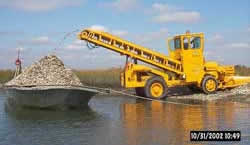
<box><xmin>231</xmin><ymin>85</ymin><xmax>250</xmax><ymax>95</ymax></box>
<box><xmin>5</xmin><ymin>55</ymin><xmax>83</xmax><ymax>86</ymax></box>
<box><xmin>170</xmin><ymin>85</ymin><xmax>250</xmax><ymax>101</ymax></box>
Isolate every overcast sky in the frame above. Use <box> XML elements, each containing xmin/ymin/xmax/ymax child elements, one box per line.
<box><xmin>0</xmin><ymin>0</ymin><xmax>249</xmax><ymax>69</ymax></box>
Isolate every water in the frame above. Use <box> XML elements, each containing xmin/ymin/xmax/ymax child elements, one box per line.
<box><xmin>0</xmin><ymin>90</ymin><xmax>250</xmax><ymax>145</ymax></box>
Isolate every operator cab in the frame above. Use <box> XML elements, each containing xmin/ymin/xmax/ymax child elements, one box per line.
<box><xmin>168</xmin><ymin>31</ymin><xmax>204</xmax><ymax>60</ymax></box>
<box><xmin>168</xmin><ymin>31</ymin><xmax>205</xmax><ymax>82</ymax></box>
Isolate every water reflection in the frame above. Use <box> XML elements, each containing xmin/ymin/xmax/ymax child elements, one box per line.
<box><xmin>120</xmin><ymin>99</ymin><xmax>242</xmax><ymax>145</ymax></box>
<box><xmin>1</xmin><ymin>92</ymin><xmax>249</xmax><ymax>145</ymax></box>
<box><xmin>0</xmin><ymin>95</ymin><xmax>102</xmax><ymax>145</ymax></box>
<box><xmin>6</xmin><ymin>106</ymin><xmax>96</xmax><ymax>121</ymax></box>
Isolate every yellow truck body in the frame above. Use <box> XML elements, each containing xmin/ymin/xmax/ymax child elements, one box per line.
<box><xmin>79</xmin><ymin>29</ymin><xmax>250</xmax><ymax>99</ymax></box>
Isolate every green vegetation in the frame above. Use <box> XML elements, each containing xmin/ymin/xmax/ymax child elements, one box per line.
<box><xmin>0</xmin><ymin>65</ymin><xmax>249</xmax><ymax>87</ymax></box>
<box><xmin>0</xmin><ymin>70</ymin><xmax>14</xmax><ymax>84</ymax></box>
<box><xmin>0</xmin><ymin>68</ymin><xmax>122</xmax><ymax>87</ymax></box>
<box><xmin>74</xmin><ymin>68</ymin><xmax>122</xmax><ymax>88</ymax></box>
<box><xmin>235</xmin><ymin>65</ymin><xmax>250</xmax><ymax>76</ymax></box>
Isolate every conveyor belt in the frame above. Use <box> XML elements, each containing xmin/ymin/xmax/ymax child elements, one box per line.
<box><xmin>79</xmin><ymin>29</ymin><xmax>183</xmax><ymax>75</ymax></box>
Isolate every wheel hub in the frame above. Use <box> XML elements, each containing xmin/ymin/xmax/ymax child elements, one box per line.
<box><xmin>150</xmin><ymin>83</ymin><xmax>163</xmax><ymax>98</ymax></box>
<box><xmin>205</xmin><ymin>79</ymin><xmax>216</xmax><ymax>92</ymax></box>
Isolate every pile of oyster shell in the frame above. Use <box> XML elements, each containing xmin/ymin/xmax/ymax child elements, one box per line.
<box><xmin>5</xmin><ymin>55</ymin><xmax>82</xmax><ymax>87</ymax></box>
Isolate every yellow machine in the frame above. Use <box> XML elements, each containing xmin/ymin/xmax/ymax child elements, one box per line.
<box><xmin>78</xmin><ymin>29</ymin><xmax>250</xmax><ymax>99</ymax></box>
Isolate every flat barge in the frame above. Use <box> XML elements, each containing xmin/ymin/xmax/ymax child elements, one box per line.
<box><xmin>4</xmin><ymin>86</ymin><xmax>99</xmax><ymax>110</ymax></box>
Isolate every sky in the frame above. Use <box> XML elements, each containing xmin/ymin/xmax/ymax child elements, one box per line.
<box><xmin>0</xmin><ymin>0</ymin><xmax>249</xmax><ymax>69</ymax></box>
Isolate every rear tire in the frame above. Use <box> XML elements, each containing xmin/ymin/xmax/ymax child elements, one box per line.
<box><xmin>202</xmin><ymin>76</ymin><xmax>218</xmax><ymax>94</ymax></box>
<box><xmin>144</xmin><ymin>76</ymin><xmax>168</xmax><ymax>99</ymax></box>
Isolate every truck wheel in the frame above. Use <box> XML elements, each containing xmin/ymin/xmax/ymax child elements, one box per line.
<box><xmin>202</xmin><ymin>76</ymin><xmax>218</xmax><ymax>94</ymax></box>
<box><xmin>135</xmin><ymin>87</ymin><xmax>145</xmax><ymax>97</ymax></box>
<box><xmin>144</xmin><ymin>76</ymin><xmax>167</xmax><ymax>99</ymax></box>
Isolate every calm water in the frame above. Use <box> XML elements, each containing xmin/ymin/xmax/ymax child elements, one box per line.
<box><xmin>0</xmin><ymin>90</ymin><xmax>250</xmax><ymax>145</ymax></box>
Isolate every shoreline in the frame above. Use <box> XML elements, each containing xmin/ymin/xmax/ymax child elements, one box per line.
<box><xmin>1</xmin><ymin>83</ymin><xmax>249</xmax><ymax>102</ymax></box>
<box><xmin>94</xmin><ymin>85</ymin><xmax>250</xmax><ymax>102</ymax></box>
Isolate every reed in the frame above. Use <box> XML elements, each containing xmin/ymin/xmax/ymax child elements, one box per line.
<box><xmin>0</xmin><ymin>70</ymin><xmax>14</xmax><ymax>83</ymax></box>
<box><xmin>0</xmin><ymin>65</ymin><xmax>249</xmax><ymax>87</ymax></box>
<box><xmin>74</xmin><ymin>68</ymin><xmax>122</xmax><ymax>88</ymax></box>
<box><xmin>235</xmin><ymin>65</ymin><xmax>250</xmax><ymax>76</ymax></box>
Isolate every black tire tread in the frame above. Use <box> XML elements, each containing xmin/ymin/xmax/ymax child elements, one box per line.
<box><xmin>202</xmin><ymin>75</ymin><xmax>218</xmax><ymax>94</ymax></box>
<box><xmin>144</xmin><ymin>76</ymin><xmax>168</xmax><ymax>99</ymax></box>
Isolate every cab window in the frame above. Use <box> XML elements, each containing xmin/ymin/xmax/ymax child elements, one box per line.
<box><xmin>190</xmin><ymin>37</ymin><xmax>201</xmax><ymax>49</ymax></box>
<box><xmin>183</xmin><ymin>37</ymin><xmax>189</xmax><ymax>50</ymax></box>
<box><xmin>169</xmin><ymin>39</ymin><xmax>174</xmax><ymax>51</ymax></box>
<box><xmin>169</xmin><ymin>38</ymin><xmax>181</xmax><ymax>51</ymax></box>
<box><xmin>175</xmin><ymin>38</ymin><xmax>181</xmax><ymax>49</ymax></box>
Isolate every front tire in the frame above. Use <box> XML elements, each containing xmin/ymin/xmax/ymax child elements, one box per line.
<box><xmin>202</xmin><ymin>76</ymin><xmax>218</xmax><ymax>94</ymax></box>
<box><xmin>144</xmin><ymin>76</ymin><xmax>168</xmax><ymax>99</ymax></box>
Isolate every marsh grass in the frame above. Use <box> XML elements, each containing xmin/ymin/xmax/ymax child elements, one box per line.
<box><xmin>0</xmin><ymin>65</ymin><xmax>249</xmax><ymax>87</ymax></box>
<box><xmin>235</xmin><ymin>65</ymin><xmax>250</xmax><ymax>76</ymax></box>
<box><xmin>0</xmin><ymin>68</ymin><xmax>122</xmax><ymax>87</ymax></box>
<box><xmin>74</xmin><ymin>68</ymin><xmax>122</xmax><ymax>88</ymax></box>
<box><xmin>0</xmin><ymin>70</ymin><xmax>14</xmax><ymax>84</ymax></box>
